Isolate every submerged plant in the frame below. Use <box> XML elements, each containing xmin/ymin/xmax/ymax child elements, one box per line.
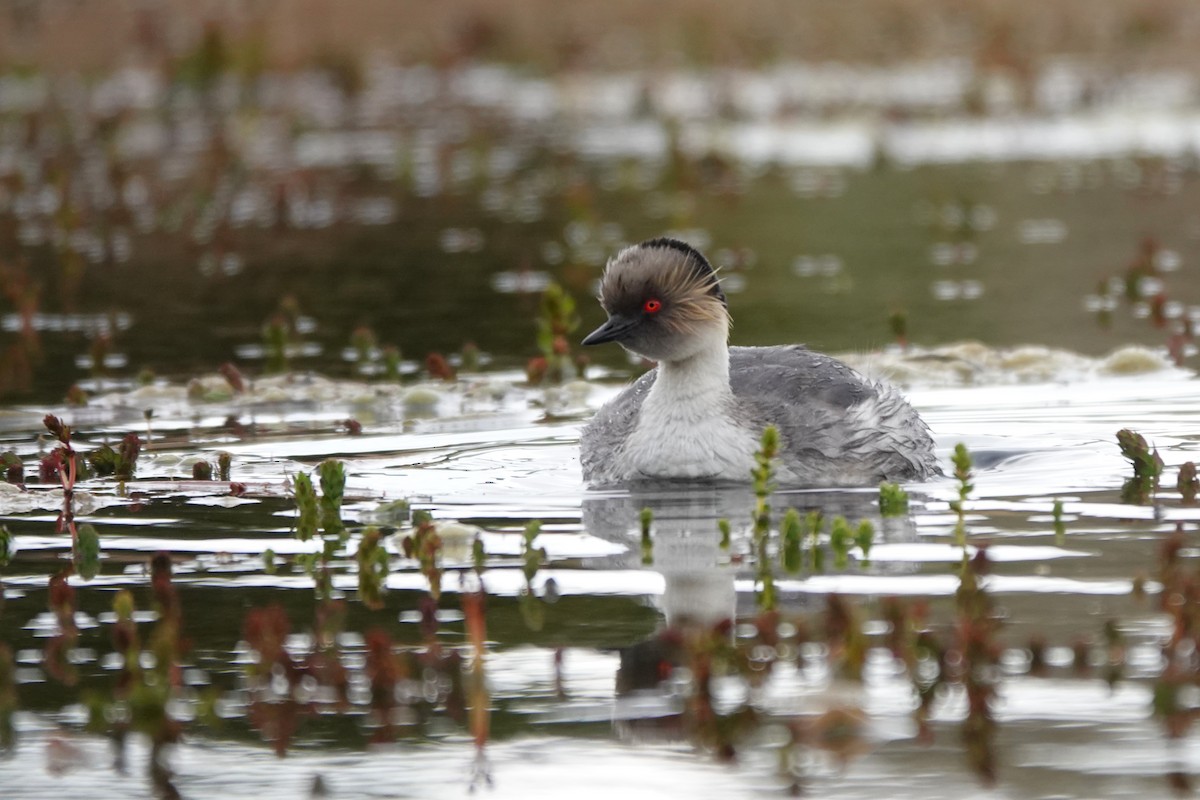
<box><xmin>781</xmin><ymin>508</ymin><xmax>802</xmax><ymax>573</ymax></box>
<box><xmin>308</xmin><ymin>599</ymin><xmax>350</xmax><ymax>715</ymax></box>
<box><xmin>678</xmin><ymin>619</ymin><xmax>761</xmax><ymax>761</ymax></box>
<box><xmin>363</xmin><ymin>627</ymin><xmax>405</xmax><ymax>742</ymax></box>
<box><xmin>116</xmin><ymin>554</ymin><xmax>189</xmax><ymax>795</ymax></box>
<box><xmin>1149</xmin><ymin>528</ymin><xmax>1200</xmax><ymax>791</ymax></box>
<box><xmin>241</xmin><ymin>604</ymin><xmax>305</xmax><ymax>756</ymax></box>
<box><xmin>881</xmin><ymin>597</ymin><xmax>945</xmax><ymax>744</ymax></box>
<box><xmin>824</xmin><ymin>593</ymin><xmax>868</xmax><ymax>681</ymax></box>
<box><xmin>240</xmin><ymin>604</ymin><xmax>351</xmax><ymax>756</ymax></box>
<box><xmin>1117</xmin><ymin>428</ymin><xmax>1163</xmax><ymax>504</ymax></box>
<box><xmin>1178</xmin><ymin>461</ymin><xmax>1198</xmax><ymax>505</ymax></box>
<box><xmin>0</xmin><ymin>524</ymin><xmax>11</xmax><ymax>569</ymax></box>
<box><xmin>519</xmin><ymin>520</ymin><xmax>547</xmax><ymax>630</ymax></box>
<box><xmin>1101</xmin><ymin>618</ymin><xmax>1125</xmax><ymax>689</ymax></box>
<box><xmin>805</xmin><ymin>510</ymin><xmax>825</xmax><ymax>573</ymax></box>
<box><xmin>954</xmin><ymin>548</ymin><xmax>1000</xmax><ymax>785</ymax></box>
<box><xmin>463</xmin><ymin>578</ymin><xmax>492</xmax><ymax>790</ymax></box>
<box><xmin>74</xmin><ymin>523</ymin><xmax>101</xmax><ymax>580</ymax></box>
<box><xmin>85</xmin><ymin>563</ymin><xmax>184</xmax><ymax>796</ymax></box>
<box><xmin>0</xmin><ymin>644</ymin><xmax>13</xmax><ymax>752</ymax></box>
<box><xmin>43</xmin><ymin>568</ymin><xmax>78</xmax><ymax>686</ymax></box>
<box><xmin>640</xmin><ymin>507</ymin><xmax>653</xmax><ymax>566</ymax></box>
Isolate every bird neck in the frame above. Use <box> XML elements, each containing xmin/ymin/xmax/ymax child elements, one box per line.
<box><xmin>627</xmin><ymin>334</ymin><xmax>753</xmax><ymax>480</ymax></box>
<box><xmin>648</xmin><ymin>337</ymin><xmax>732</xmax><ymax>409</ymax></box>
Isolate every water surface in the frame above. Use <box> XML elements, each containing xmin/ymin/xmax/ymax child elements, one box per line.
<box><xmin>1</xmin><ymin>57</ymin><xmax>1200</xmax><ymax>799</ymax></box>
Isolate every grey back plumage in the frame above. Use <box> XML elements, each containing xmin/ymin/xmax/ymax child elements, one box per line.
<box><xmin>581</xmin><ymin>345</ymin><xmax>939</xmax><ymax>486</ymax></box>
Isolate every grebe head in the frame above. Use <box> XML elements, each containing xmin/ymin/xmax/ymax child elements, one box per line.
<box><xmin>581</xmin><ymin>238</ymin><xmax>730</xmax><ymax>363</ymax></box>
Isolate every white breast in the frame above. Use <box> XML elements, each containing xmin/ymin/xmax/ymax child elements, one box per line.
<box><xmin>621</xmin><ymin>392</ymin><xmax>759</xmax><ymax>480</ymax></box>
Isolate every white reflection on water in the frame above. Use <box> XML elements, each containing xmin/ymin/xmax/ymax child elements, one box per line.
<box><xmin>5</xmin><ymin>713</ymin><xmax>1200</xmax><ymax>799</ymax></box>
<box><xmin>3</xmin><ymin>351</ymin><xmax>1199</xmax><ymax>797</ymax></box>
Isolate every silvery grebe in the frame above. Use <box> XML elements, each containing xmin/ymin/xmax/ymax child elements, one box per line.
<box><xmin>579</xmin><ymin>238</ymin><xmax>938</xmax><ymax>487</ymax></box>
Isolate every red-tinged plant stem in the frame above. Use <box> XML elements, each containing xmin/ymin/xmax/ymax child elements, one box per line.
<box><xmin>0</xmin><ymin>644</ymin><xmax>15</xmax><ymax>752</ymax></box>
<box><xmin>955</xmin><ymin>548</ymin><xmax>999</xmax><ymax>785</ymax></box>
<box><xmin>44</xmin><ymin>568</ymin><xmax>78</xmax><ymax>685</ymax></box>
<box><xmin>307</xmin><ymin>600</ymin><xmax>349</xmax><ymax>711</ymax></box>
<box><xmin>59</xmin><ymin>450</ymin><xmax>77</xmax><ymax>540</ymax></box>
<box><xmin>463</xmin><ymin>588</ymin><xmax>491</xmax><ymax>789</ymax></box>
<box><xmin>364</xmin><ymin>628</ymin><xmax>403</xmax><ymax>743</ymax></box>
<box><xmin>44</xmin><ymin>415</ymin><xmax>79</xmax><ymax>540</ymax></box>
<box><xmin>242</xmin><ymin>604</ymin><xmax>304</xmax><ymax>756</ymax></box>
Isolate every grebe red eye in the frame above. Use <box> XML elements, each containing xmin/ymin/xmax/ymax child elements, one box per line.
<box><xmin>643</xmin><ymin>299</ymin><xmax>662</xmax><ymax>314</ymax></box>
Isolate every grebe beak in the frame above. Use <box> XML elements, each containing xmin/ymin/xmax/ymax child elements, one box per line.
<box><xmin>582</xmin><ymin>314</ymin><xmax>638</xmax><ymax>346</ymax></box>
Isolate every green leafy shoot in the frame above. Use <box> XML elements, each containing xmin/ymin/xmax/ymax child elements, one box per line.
<box><xmin>1117</xmin><ymin>428</ymin><xmax>1163</xmax><ymax>504</ymax></box>
<box><xmin>951</xmin><ymin>443</ymin><xmax>974</xmax><ymax>547</ymax></box>
<box><xmin>293</xmin><ymin>472</ymin><xmax>319</xmax><ymax>541</ymax></box>
<box><xmin>855</xmin><ymin>520</ymin><xmax>875</xmax><ymax>567</ymax></box>
<box><xmin>355</xmin><ymin>526</ymin><xmax>389</xmax><ymax>610</ymax></box>
<box><xmin>830</xmin><ymin>516</ymin><xmax>852</xmax><ymax>570</ymax></box>
<box><xmin>879</xmin><ymin>481</ymin><xmax>909</xmax><ymax>516</ymax></box>
<box><xmin>752</xmin><ymin>426</ymin><xmax>779</xmax><ymax>610</ymax></box>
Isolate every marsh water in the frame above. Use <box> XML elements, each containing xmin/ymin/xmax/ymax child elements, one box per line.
<box><xmin>2</xmin><ymin>60</ymin><xmax>1200</xmax><ymax>799</ymax></box>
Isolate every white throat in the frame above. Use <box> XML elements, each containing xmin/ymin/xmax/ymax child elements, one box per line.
<box><xmin>624</xmin><ymin>329</ymin><xmax>758</xmax><ymax>479</ymax></box>
<box><xmin>649</xmin><ymin>335</ymin><xmax>732</xmax><ymax>409</ymax></box>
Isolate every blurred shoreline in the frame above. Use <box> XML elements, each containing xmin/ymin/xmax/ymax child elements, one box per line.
<box><xmin>4</xmin><ymin>0</ymin><xmax>1200</xmax><ymax>74</ymax></box>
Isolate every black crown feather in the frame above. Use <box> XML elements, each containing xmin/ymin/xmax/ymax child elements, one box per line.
<box><xmin>637</xmin><ymin>237</ymin><xmax>727</xmax><ymax>307</ymax></box>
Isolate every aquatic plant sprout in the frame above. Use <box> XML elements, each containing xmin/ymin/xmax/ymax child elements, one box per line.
<box><xmin>1117</xmin><ymin>428</ymin><xmax>1164</xmax><ymax>505</ymax></box>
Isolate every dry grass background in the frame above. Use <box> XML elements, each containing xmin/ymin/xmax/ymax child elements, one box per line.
<box><xmin>4</xmin><ymin>0</ymin><xmax>1200</xmax><ymax>73</ymax></box>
